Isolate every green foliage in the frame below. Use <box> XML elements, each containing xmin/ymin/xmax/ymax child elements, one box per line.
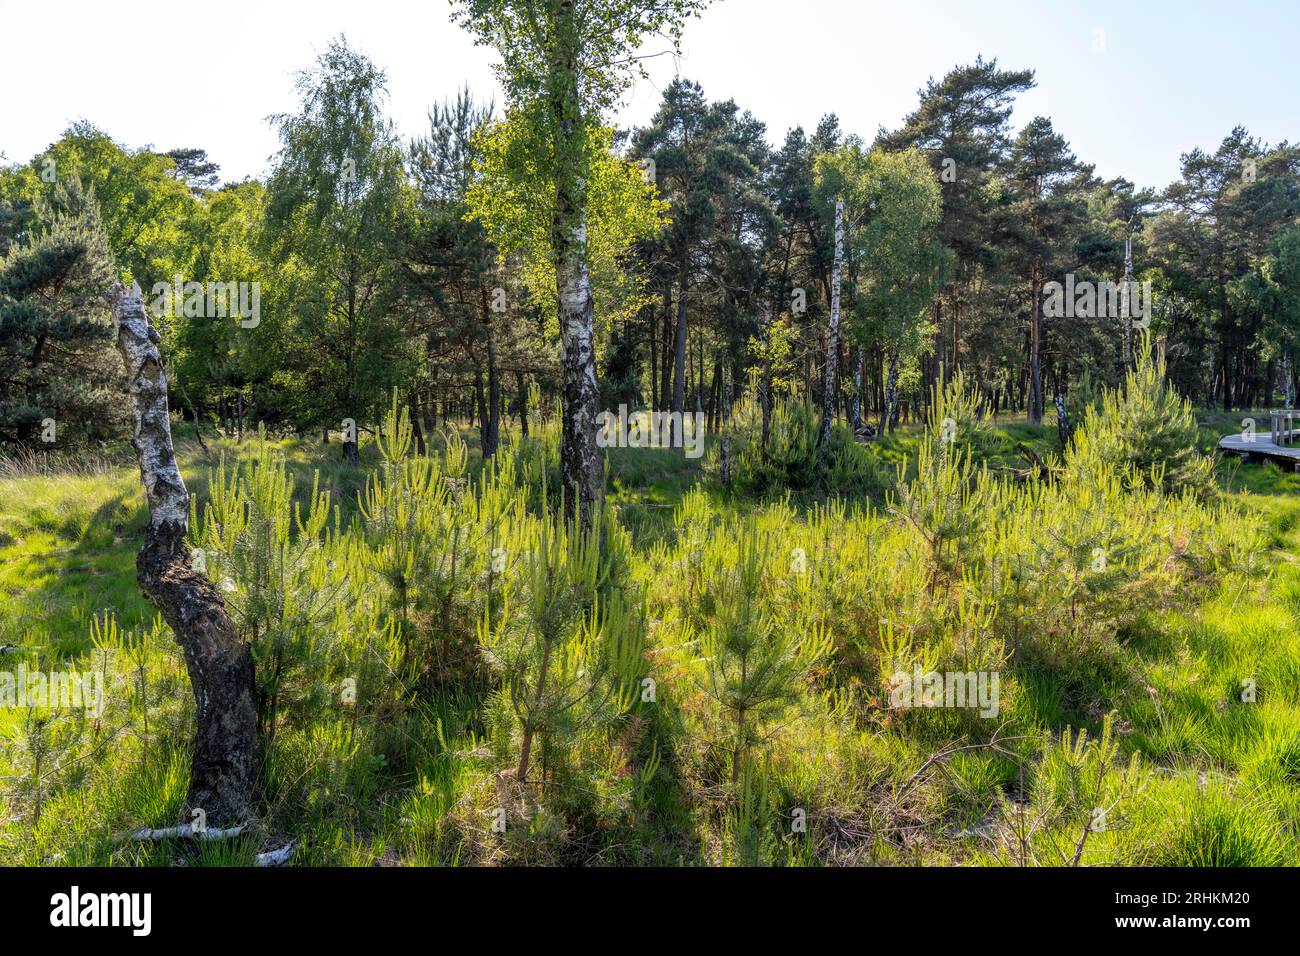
<box><xmin>689</xmin><ymin>518</ymin><xmax>830</xmax><ymax>783</ymax></box>
<box><xmin>891</xmin><ymin>375</ymin><xmax>997</xmax><ymax>581</ymax></box>
<box><xmin>466</xmin><ymin>110</ymin><xmax>667</xmax><ymax>332</ymax></box>
<box><xmin>712</xmin><ymin>397</ymin><xmax>886</xmax><ymax>501</ymax></box>
<box><xmin>0</xmin><ymin>120</ymin><xmax>200</xmax><ymax>288</ymax></box>
<box><xmin>3</xmin><ymin>413</ymin><xmax>1296</xmax><ymax>867</ymax></box>
<box><xmin>1160</xmin><ymin>789</ymin><xmax>1287</xmax><ymax>867</ymax></box>
<box><xmin>194</xmin><ymin>432</ymin><xmax>347</xmax><ymax>745</ymax></box>
<box><xmin>0</xmin><ymin>178</ymin><xmax>124</xmax><ymax>448</ymax></box>
<box><xmin>1067</xmin><ymin>337</ymin><xmax>1216</xmax><ymax>497</ymax></box>
<box><xmin>264</xmin><ymin>36</ymin><xmax>415</xmax><ymax>448</ymax></box>
<box><xmin>5</xmin><ymin>14</ymin><xmax>1300</xmax><ymax>868</ymax></box>
<box><xmin>480</xmin><ymin>504</ymin><xmax>644</xmax><ymax>785</ymax></box>
<box><xmin>815</xmin><ymin>143</ymin><xmax>946</xmax><ymax>367</ymax></box>
<box><xmin>451</xmin><ymin>0</ymin><xmax>713</xmax><ymax>117</ymax></box>
<box><xmin>926</xmin><ymin>366</ymin><xmax>995</xmax><ymax>458</ymax></box>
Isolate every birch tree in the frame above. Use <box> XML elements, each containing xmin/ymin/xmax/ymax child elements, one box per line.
<box><xmin>452</xmin><ymin>0</ymin><xmax>711</xmax><ymax>523</ymax></box>
<box><xmin>264</xmin><ymin>38</ymin><xmax>410</xmax><ymax>465</ymax></box>
<box><xmin>817</xmin><ymin>197</ymin><xmax>844</xmax><ymax>461</ymax></box>
<box><xmin>110</xmin><ymin>284</ymin><xmax>257</xmax><ymax>827</ymax></box>
<box><xmin>816</xmin><ymin>145</ymin><xmax>944</xmax><ymax>435</ymax></box>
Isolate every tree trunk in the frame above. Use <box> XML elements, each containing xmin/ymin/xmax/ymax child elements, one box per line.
<box><xmin>850</xmin><ymin>345</ymin><xmax>863</xmax><ymax>433</ymax></box>
<box><xmin>1054</xmin><ymin>392</ymin><xmax>1071</xmax><ymax>448</ymax></box>
<box><xmin>550</xmin><ymin>3</ymin><xmax>602</xmax><ymax>524</ymax></box>
<box><xmin>110</xmin><ymin>284</ymin><xmax>257</xmax><ymax>828</ymax></box>
<box><xmin>409</xmin><ymin>390</ymin><xmax>426</xmax><ymax>455</ymax></box>
<box><xmin>474</xmin><ymin>363</ymin><xmax>489</xmax><ymax>451</ymax></box>
<box><xmin>759</xmin><ymin>300</ymin><xmax>774</xmax><ymax>454</ymax></box>
<box><xmin>883</xmin><ymin>348</ymin><xmax>900</xmax><ymax>435</ymax></box>
<box><xmin>720</xmin><ymin>364</ymin><xmax>732</xmax><ymax>485</ymax></box>
<box><xmin>648</xmin><ymin>300</ymin><xmax>658</xmax><ymax>413</ymax></box>
<box><xmin>516</xmin><ymin>372</ymin><xmax>530</xmax><ymax>437</ymax></box>
<box><xmin>480</xmin><ymin>287</ymin><xmax>501</xmax><ymax>458</ymax></box>
<box><xmin>671</xmin><ymin>254</ymin><xmax>688</xmax><ymax>446</ymax></box>
<box><xmin>818</xmin><ymin>200</ymin><xmax>845</xmax><ymax>462</ymax></box>
<box><xmin>1028</xmin><ymin>270</ymin><xmax>1044</xmax><ymax>424</ymax></box>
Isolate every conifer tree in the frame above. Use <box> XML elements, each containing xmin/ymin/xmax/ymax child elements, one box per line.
<box><xmin>1067</xmin><ymin>336</ymin><xmax>1215</xmax><ymax>497</ymax></box>
<box><xmin>695</xmin><ymin>519</ymin><xmax>829</xmax><ymax>784</ymax></box>
<box><xmin>0</xmin><ymin>178</ymin><xmax>123</xmax><ymax>447</ymax></box>
<box><xmin>480</xmin><ymin>507</ymin><xmax>643</xmax><ymax>785</ymax></box>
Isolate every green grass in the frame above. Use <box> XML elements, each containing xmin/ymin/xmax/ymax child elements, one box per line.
<box><xmin>2</xmin><ymin>413</ymin><xmax>1298</xmax><ymax>866</ymax></box>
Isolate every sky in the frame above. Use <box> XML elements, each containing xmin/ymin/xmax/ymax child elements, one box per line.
<box><xmin>1</xmin><ymin>0</ymin><xmax>1295</xmax><ymax>192</ymax></box>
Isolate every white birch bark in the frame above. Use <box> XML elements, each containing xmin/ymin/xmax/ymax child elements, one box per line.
<box><xmin>818</xmin><ymin>199</ymin><xmax>845</xmax><ymax>461</ymax></box>
<box><xmin>111</xmin><ymin>283</ymin><xmax>257</xmax><ymax>827</ymax></box>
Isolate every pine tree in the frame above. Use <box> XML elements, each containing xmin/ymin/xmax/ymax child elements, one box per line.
<box><xmin>1006</xmin><ymin>116</ymin><xmax>1091</xmax><ymax>423</ymax></box>
<box><xmin>1066</xmin><ymin>336</ymin><xmax>1215</xmax><ymax>497</ymax></box>
<box><xmin>480</xmin><ymin>505</ymin><xmax>643</xmax><ymax>786</ymax></box>
<box><xmin>0</xmin><ymin>178</ymin><xmax>123</xmax><ymax>448</ymax></box>
<box><xmin>695</xmin><ymin>519</ymin><xmax>829</xmax><ymax>784</ymax></box>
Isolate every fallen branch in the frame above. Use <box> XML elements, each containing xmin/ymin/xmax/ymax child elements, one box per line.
<box><xmin>255</xmin><ymin>842</ymin><xmax>295</xmax><ymax>867</ymax></box>
<box><xmin>894</xmin><ymin>726</ymin><xmax>1037</xmax><ymax>805</ymax></box>
<box><xmin>1008</xmin><ymin>443</ymin><xmax>1055</xmax><ymax>483</ymax></box>
<box><xmin>133</xmin><ymin>824</ymin><xmax>247</xmax><ymax>842</ymax></box>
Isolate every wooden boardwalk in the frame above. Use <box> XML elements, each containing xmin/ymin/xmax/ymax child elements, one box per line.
<box><xmin>1219</xmin><ymin>430</ymin><xmax>1300</xmax><ymax>469</ymax></box>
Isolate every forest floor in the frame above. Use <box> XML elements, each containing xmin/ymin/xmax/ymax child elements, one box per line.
<box><xmin>2</xmin><ymin>412</ymin><xmax>1298</xmax><ymax>865</ymax></box>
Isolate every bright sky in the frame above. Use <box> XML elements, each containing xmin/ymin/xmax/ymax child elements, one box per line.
<box><xmin>1</xmin><ymin>0</ymin><xmax>1294</xmax><ymax>191</ymax></box>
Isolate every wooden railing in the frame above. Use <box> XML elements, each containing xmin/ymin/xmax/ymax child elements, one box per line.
<box><xmin>1270</xmin><ymin>410</ymin><xmax>1298</xmax><ymax>446</ymax></box>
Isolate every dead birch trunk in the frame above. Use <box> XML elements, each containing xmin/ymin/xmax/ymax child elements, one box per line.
<box><xmin>110</xmin><ymin>283</ymin><xmax>257</xmax><ymax>828</ymax></box>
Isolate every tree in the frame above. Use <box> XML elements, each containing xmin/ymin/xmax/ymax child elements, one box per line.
<box><xmin>2</xmin><ymin>122</ymin><xmax>200</xmax><ymax>290</ymax></box>
<box><xmin>164</xmin><ymin>147</ymin><xmax>221</xmax><ymax>195</ymax></box>
<box><xmin>480</xmin><ymin>508</ymin><xmax>643</xmax><ymax>785</ymax></box>
<box><xmin>1241</xmin><ymin>224</ymin><xmax>1300</xmax><ymax>406</ymax></box>
<box><xmin>1006</xmin><ymin>116</ymin><xmax>1090</xmax><ymax>423</ymax></box>
<box><xmin>632</xmin><ymin>79</ymin><xmax>761</xmax><ymax>437</ymax></box>
<box><xmin>403</xmin><ymin>89</ymin><xmax>511</xmax><ymax>457</ymax></box>
<box><xmin>814</xmin><ymin>144</ymin><xmax>944</xmax><ymax>434</ymax></box>
<box><xmin>264</xmin><ymin>36</ymin><xmax>412</xmax><ymax>465</ymax></box>
<box><xmin>1066</xmin><ymin>337</ymin><xmax>1214</xmax><ymax>498</ymax></box>
<box><xmin>110</xmin><ymin>284</ymin><xmax>257</xmax><ymax>828</ymax></box>
<box><xmin>0</xmin><ymin>178</ymin><xmax>124</xmax><ymax>448</ymax></box>
<box><xmin>882</xmin><ymin>58</ymin><xmax>1034</xmax><ymax>384</ymax></box>
<box><xmin>452</xmin><ymin>0</ymin><xmax>712</xmax><ymax>523</ymax></box>
<box><xmin>466</xmin><ymin>106</ymin><xmax>666</xmax><ymax>471</ymax></box>
<box><xmin>817</xmin><ymin>197</ymin><xmax>844</xmax><ymax>459</ymax></box>
<box><xmin>696</xmin><ymin>518</ymin><xmax>828</xmax><ymax>784</ymax></box>
<box><xmin>1150</xmin><ymin>131</ymin><xmax>1300</xmax><ymax>409</ymax></box>
<box><xmin>170</xmin><ymin>180</ymin><xmax>277</xmax><ymax>439</ymax></box>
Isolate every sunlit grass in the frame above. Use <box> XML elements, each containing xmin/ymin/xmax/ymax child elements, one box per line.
<box><xmin>2</xmin><ymin>410</ymin><xmax>1298</xmax><ymax>866</ymax></box>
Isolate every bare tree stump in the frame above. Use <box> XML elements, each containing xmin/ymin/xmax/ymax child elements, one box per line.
<box><xmin>110</xmin><ymin>283</ymin><xmax>257</xmax><ymax>827</ymax></box>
